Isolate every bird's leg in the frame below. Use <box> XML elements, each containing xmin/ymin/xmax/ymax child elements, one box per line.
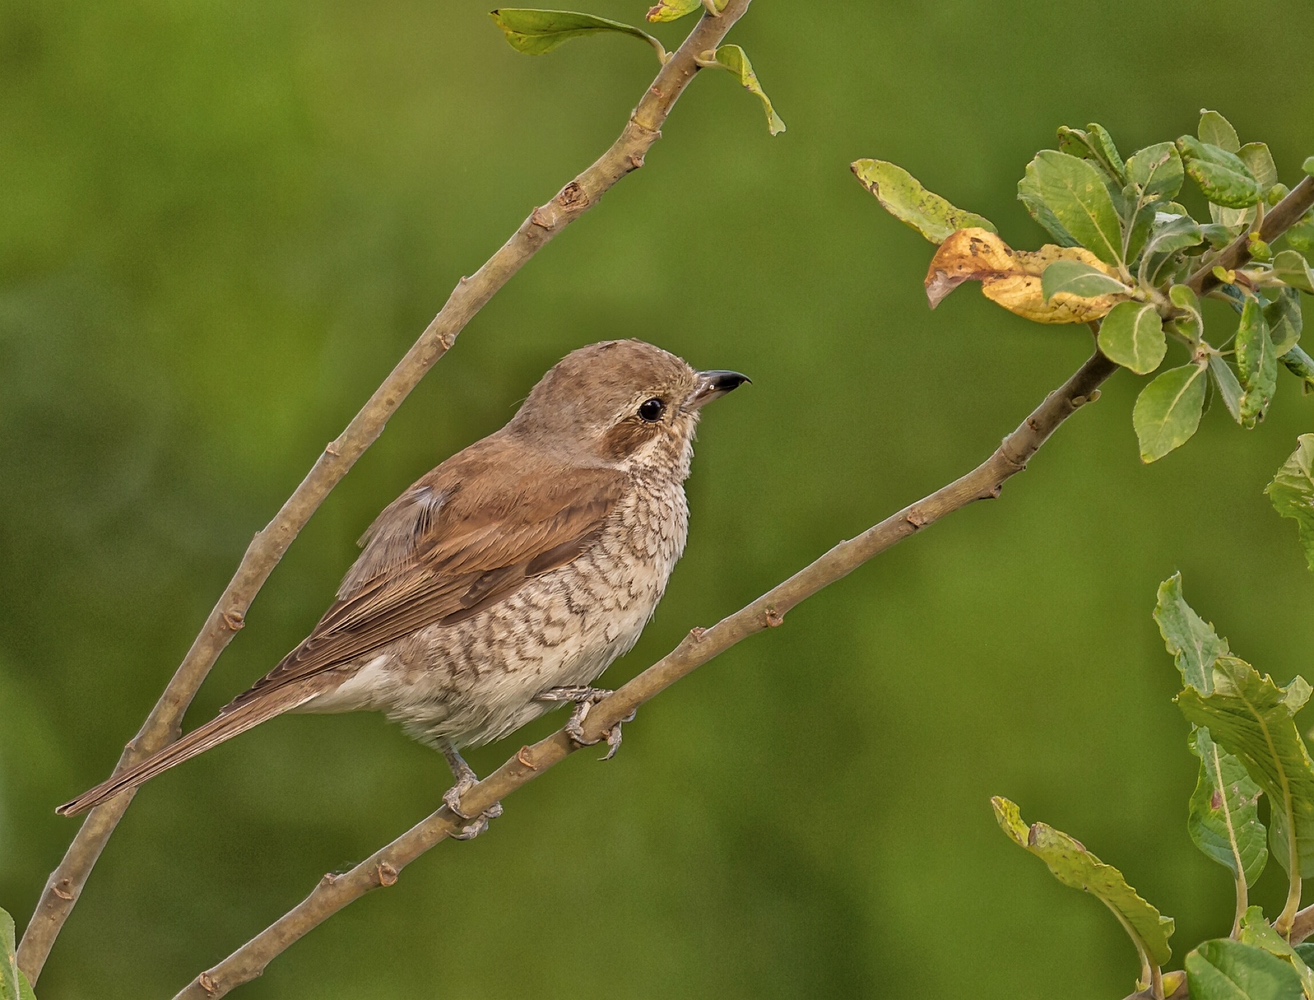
<box><xmin>537</xmin><ymin>686</ymin><xmax>637</xmax><ymax>760</ymax></box>
<box><xmin>439</xmin><ymin>741</ymin><xmax>503</xmax><ymax>840</ymax></box>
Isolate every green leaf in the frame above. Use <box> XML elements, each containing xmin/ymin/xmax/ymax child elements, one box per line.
<box><xmin>1238</xmin><ymin>143</ymin><xmax>1279</xmax><ymax>193</ymax></box>
<box><xmin>1210</xmin><ymin>355</ymin><xmax>1245</xmax><ymax>424</ymax></box>
<box><xmin>851</xmin><ymin>160</ymin><xmax>995</xmax><ymax>244</ymax></box>
<box><xmin>1213</xmin><ymin>201</ymin><xmax>1258</xmax><ymax>232</ymax></box>
<box><xmin>1283</xmin><ymin>346</ymin><xmax>1314</xmax><ymax>393</ymax></box>
<box><xmin>489</xmin><ymin>9</ymin><xmax>664</xmax><ymax>59</ymax></box>
<box><xmin>1133</xmin><ymin>363</ymin><xmax>1208</xmax><ymax>462</ymax></box>
<box><xmin>646</xmin><ymin>0</ymin><xmax>719</xmax><ymax>22</ymax></box>
<box><xmin>1198</xmin><ymin>109</ymin><xmax>1241</xmax><ymax>153</ymax></box>
<box><xmin>1098</xmin><ymin>301</ymin><xmax>1167</xmax><ymax>375</ymax></box>
<box><xmin>1041</xmin><ymin>259</ymin><xmax>1130</xmax><ymax>300</ymax></box>
<box><xmin>1189</xmin><ymin>728</ymin><xmax>1268</xmax><ymax>885</ymax></box>
<box><xmin>1265</xmin><ymin>289</ymin><xmax>1303</xmax><ymax>356</ymax></box>
<box><xmin>1086</xmin><ymin>123</ymin><xmax>1126</xmax><ymax>182</ymax></box>
<box><xmin>1169</xmin><ymin>284</ymin><xmax>1204</xmax><ymax>343</ymax></box>
<box><xmin>1126</xmin><ymin>142</ymin><xmax>1185</xmax><ymax>200</ymax></box>
<box><xmin>1154</xmin><ymin>572</ymin><xmax>1229</xmax><ymax>693</ymax></box>
<box><xmin>1179</xmin><ymin>137</ymin><xmax>1264</xmax><ymax>209</ymax></box>
<box><xmin>1018</xmin><ymin>150</ymin><xmax>1125</xmax><ymax>264</ymax></box>
<box><xmin>1142</xmin><ymin>211</ymin><xmax>1203</xmax><ymax>259</ymax></box>
<box><xmin>1057</xmin><ymin>123</ymin><xmax>1127</xmax><ymax>184</ymax></box>
<box><xmin>1285</xmin><ymin>216</ymin><xmax>1314</xmax><ymax>257</ymax></box>
<box><xmin>1202</xmin><ymin>221</ymin><xmax>1241</xmax><ymax>247</ymax></box>
<box><xmin>1186</xmin><ymin>939</ymin><xmax>1303</xmax><ymax>1000</ymax></box>
<box><xmin>991</xmin><ymin>797</ymin><xmax>1174</xmax><ymax>967</ymax></box>
<box><xmin>1273</xmin><ymin>250</ymin><xmax>1314</xmax><ymax>294</ymax></box>
<box><xmin>1177</xmin><ymin>657</ymin><xmax>1314</xmax><ymax>880</ymax></box>
<box><xmin>1266</xmin><ymin>435</ymin><xmax>1314</xmax><ymax>574</ymax></box>
<box><xmin>705</xmin><ymin>44</ymin><xmax>785</xmax><ymax>136</ymax></box>
<box><xmin>1</xmin><ymin>908</ymin><xmax>36</xmax><ymax>1000</ymax></box>
<box><xmin>1304</xmin><ymin>156</ymin><xmax>1314</xmax><ymax>177</ymax></box>
<box><xmin>1236</xmin><ymin>298</ymin><xmax>1277</xmax><ymax>427</ymax></box>
<box><xmin>1238</xmin><ymin>908</ymin><xmax>1314</xmax><ymax>995</ymax></box>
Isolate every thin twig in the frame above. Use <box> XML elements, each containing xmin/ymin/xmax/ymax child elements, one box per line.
<box><xmin>173</xmin><ymin>350</ymin><xmax>1120</xmax><ymax>999</ymax></box>
<box><xmin>18</xmin><ymin>0</ymin><xmax>756</xmax><ymax>981</ymax></box>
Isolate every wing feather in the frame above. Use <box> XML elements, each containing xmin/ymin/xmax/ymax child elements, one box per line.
<box><xmin>230</xmin><ymin>439</ymin><xmax>625</xmax><ymax>708</ymax></box>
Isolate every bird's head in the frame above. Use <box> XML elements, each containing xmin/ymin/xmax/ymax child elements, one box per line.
<box><xmin>510</xmin><ymin>339</ymin><xmax>749</xmax><ymax>477</ymax></box>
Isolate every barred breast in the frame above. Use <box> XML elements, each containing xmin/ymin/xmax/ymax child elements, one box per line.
<box><xmin>311</xmin><ymin>472</ymin><xmax>690</xmax><ymax>749</ymax></box>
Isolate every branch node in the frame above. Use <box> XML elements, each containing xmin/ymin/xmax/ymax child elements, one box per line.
<box><xmin>905</xmin><ymin>509</ymin><xmax>930</xmax><ymax>529</ymax></box>
<box><xmin>324</xmin><ymin>440</ymin><xmax>341</xmax><ymax>457</ymax></box>
<box><xmin>626</xmin><ymin>153</ymin><xmax>646</xmax><ymax>172</ymax></box>
<box><xmin>198</xmin><ymin>972</ymin><xmax>219</xmax><ymax>996</ymax></box>
<box><xmin>319</xmin><ymin>872</ymin><xmax>340</xmax><ymax>887</ymax></box>
<box><xmin>556</xmin><ymin>181</ymin><xmax>587</xmax><ymax>209</ymax></box>
<box><xmin>688</xmin><ymin>626</ymin><xmax>708</xmax><ymax>642</ymax></box>
<box><xmin>986</xmin><ymin>483</ymin><xmax>1004</xmax><ymax>499</ymax></box>
<box><xmin>51</xmin><ymin>879</ymin><xmax>74</xmax><ymax>901</ymax></box>
<box><xmin>764</xmin><ymin>607</ymin><xmax>785</xmax><ymax>628</ymax></box>
<box><xmin>530</xmin><ymin>206</ymin><xmax>556</xmax><ymax>231</ymax></box>
<box><xmin>221</xmin><ymin>610</ymin><xmax>245</xmax><ymax>632</ymax></box>
<box><xmin>376</xmin><ymin>862</ymin><xmax>398</xmax><ymax>887</ymax></box>
<box><xmin>515</xmin><ymin>746</ymin><xmax>539</xmax><ymax>771</ymax></box>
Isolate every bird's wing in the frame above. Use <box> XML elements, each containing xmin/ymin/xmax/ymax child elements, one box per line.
<box><xmin>229</xmin><ymin>445</ymin><xmax>627</xmax><ymax>707</ymax></box>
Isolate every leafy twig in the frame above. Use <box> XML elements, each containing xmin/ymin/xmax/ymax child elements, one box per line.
<box><xmin>1190</xmin><ymin>175</ymin><xmax>1314</xmax><ymax>296</ymax></box>
<box><xmin>18</xmin><ymin>0</ymin><xmax>757</xmax><ymax>982</ymax></box>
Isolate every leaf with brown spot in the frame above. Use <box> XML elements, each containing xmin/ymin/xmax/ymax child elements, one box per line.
<box><xmin>924</xmin><ymin>228</ymin><xmax>1131</xmax><ymax>323</ymax></box>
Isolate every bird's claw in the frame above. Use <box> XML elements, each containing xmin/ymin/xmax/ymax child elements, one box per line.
<box><xmin>442</xmin><ymin>780</ymin><xmax>503</xmax><ymax>840</ymax></box>
<box><xmin>559</xmin><ymin>691</ymin><xmax>636</xmax><ymax>760</ymax></box>
<box><xmin>440</xmin><ymin>743</ymin><xmax>501</xmax><ymax>839</ymax></box>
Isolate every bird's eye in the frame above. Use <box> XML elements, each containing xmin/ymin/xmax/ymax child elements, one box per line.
<box><xmin>638</xmin><ymin>398</ymin><xmax>665</xmax><ymax>422</ymax></box>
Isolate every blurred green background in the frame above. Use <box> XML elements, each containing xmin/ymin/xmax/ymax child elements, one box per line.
<box><xmin>3</xmin><ymin>0</ymin><xmax>1313</xmax><ymax>996</ymax></box>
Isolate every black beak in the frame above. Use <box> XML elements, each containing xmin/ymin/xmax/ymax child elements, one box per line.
<box><xmin>690</xmin><ymin>370</ymin><xmax>751</xmax><ymax>409</ymax></box>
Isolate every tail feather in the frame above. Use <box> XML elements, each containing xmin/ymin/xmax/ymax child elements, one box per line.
<box><xmin>56</xmin><ymin>686</ymin><xmax>316</xmax><ymax>818</ymax></box>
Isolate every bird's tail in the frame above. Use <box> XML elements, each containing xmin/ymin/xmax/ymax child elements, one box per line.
<box><xmin>56</xmin><ymin>685</ymin><xmax>316</xmax><ymax>818</ymax></box>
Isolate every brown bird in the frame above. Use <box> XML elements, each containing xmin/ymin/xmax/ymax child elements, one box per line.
<box><xmin>58</xmin><ymin>340</ymin><xmax>748</xmax><ymax>835</ymax></box>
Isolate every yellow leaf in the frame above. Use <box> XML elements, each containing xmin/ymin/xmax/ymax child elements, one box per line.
<box><xmin>924</xmin><ymin>228</ymin><xmax>1129</xmax><ymax>324</ymax></box>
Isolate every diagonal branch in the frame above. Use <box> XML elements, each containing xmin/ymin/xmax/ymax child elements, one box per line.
<box><xmin>173</xmin><ymin>348</ymin><xmax>1120</xmax><ymax>999</ymax></box>
<box><xmin>18</xmin><ymin>0</ymin><xmax>756</xmax><ymax>981</ymax></box>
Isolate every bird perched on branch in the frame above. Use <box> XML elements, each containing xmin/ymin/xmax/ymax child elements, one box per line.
<box><xmin>58</xmin><ymin>340</ymin><xmax>748</xmax><ymax>836</ymax></box>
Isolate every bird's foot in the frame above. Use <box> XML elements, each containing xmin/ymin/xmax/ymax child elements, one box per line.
<box><xmin>440</xmin><ymin>744</ymin><xmax>502</xmax><ymax>840</ymax></box>
<box><xmin>538</xmin><ymin>686</ymin><xmax>636</xmax><ymax>760</ymax></box>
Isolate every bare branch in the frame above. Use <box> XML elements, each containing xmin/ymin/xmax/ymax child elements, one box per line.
<box><xmin>173</xmin><ymin>348</ymin><xmax>1120</xmax><ymax>999</ymax></box>
<box><xmin>18</xmin><ymin>0</ymin><xmax>757</xmax><ymax>981</ymax></box>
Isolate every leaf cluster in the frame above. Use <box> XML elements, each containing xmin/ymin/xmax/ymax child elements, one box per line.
<box><xmin>855</xmin><ymin>111</ymin><xmax>1314</xmax><ymax>463</ymax></box>
<box><xmin>990</xmin><ymin>436</ymin><xmax>1314</xmax><ymax>1000</ymax></box>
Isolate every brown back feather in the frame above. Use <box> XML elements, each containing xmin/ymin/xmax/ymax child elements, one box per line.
<box><xmin>230</xmin><ymin>435</ymin><xmax>626</xmax><ymax>708</ymax></box>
